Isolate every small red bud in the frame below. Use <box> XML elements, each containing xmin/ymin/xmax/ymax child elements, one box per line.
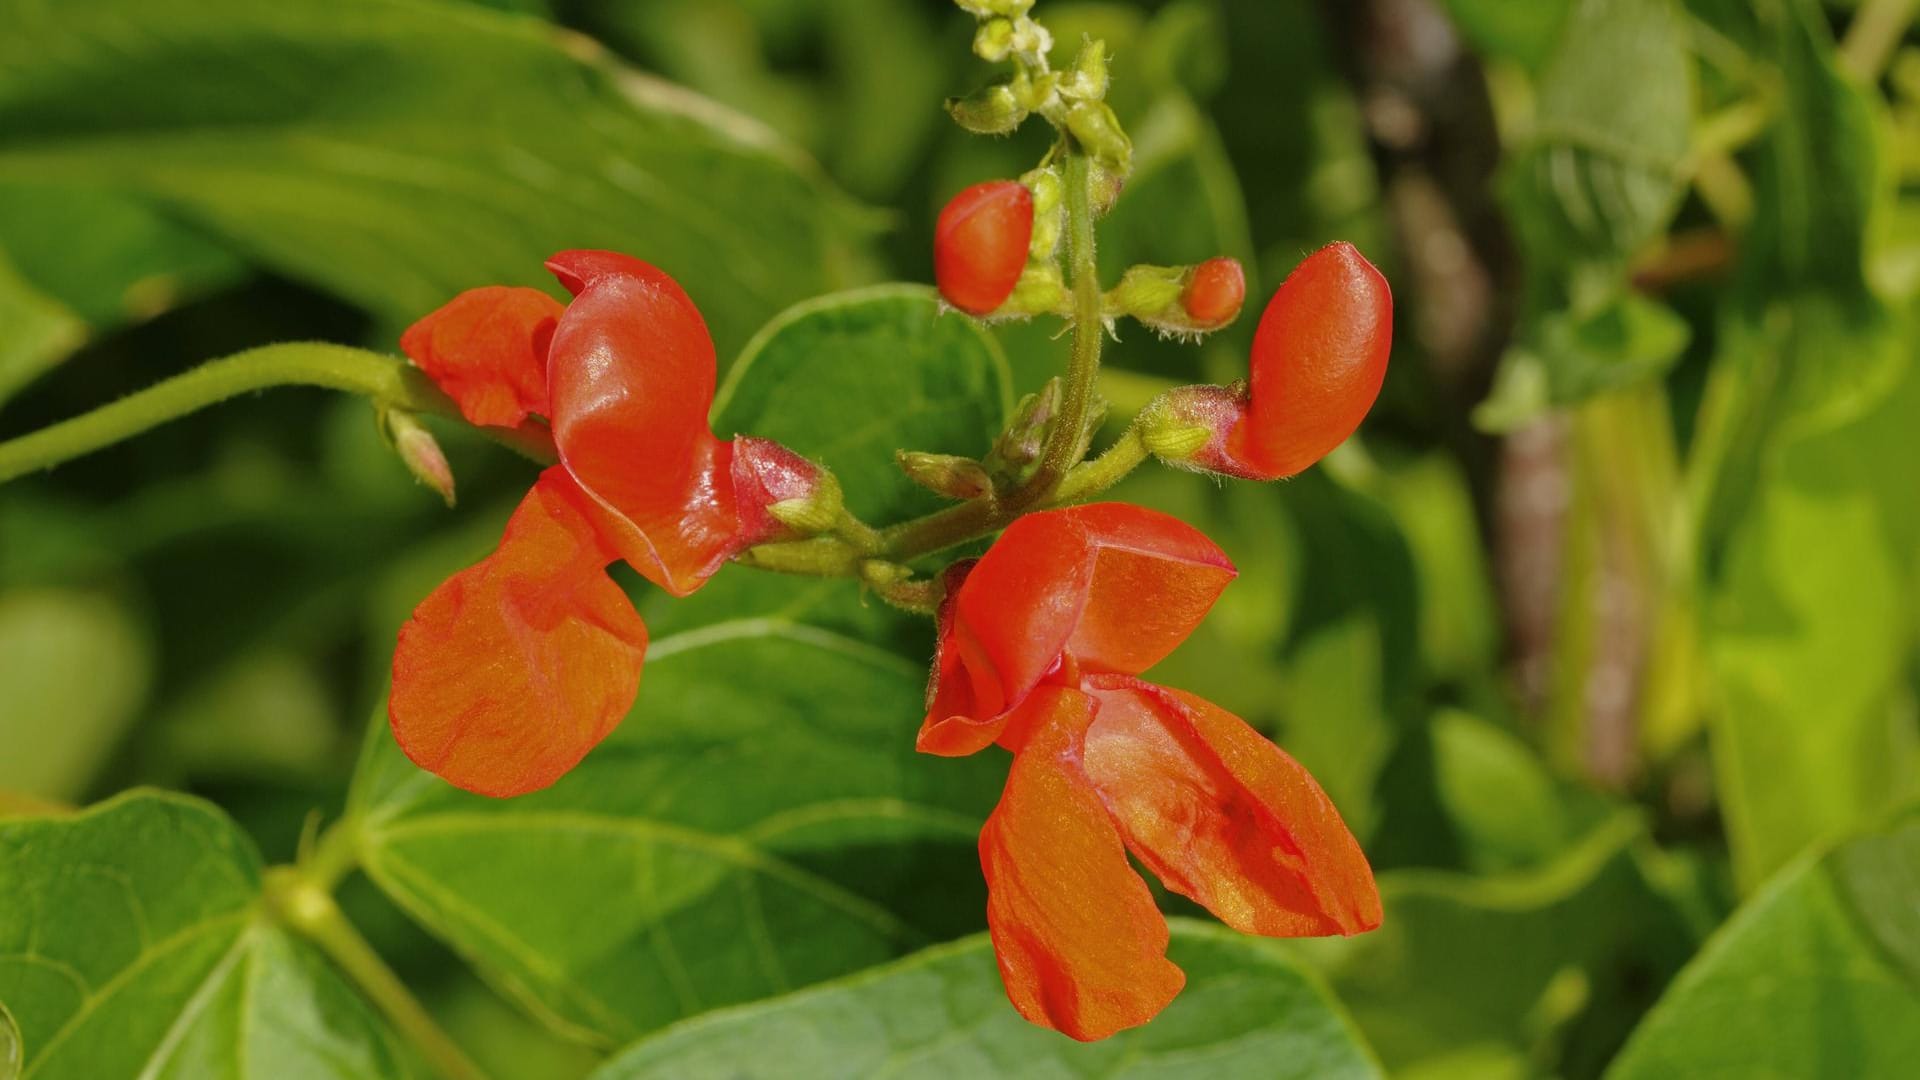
<box><xmin>1181</xmin><ymin>257</ymin><xmax>1246</xmax><ymax>330</ymax></box>
<box><xmin>935</xmin><ymin>180</ymin><xmax>1034</xmax><ymax>315</ymax></box>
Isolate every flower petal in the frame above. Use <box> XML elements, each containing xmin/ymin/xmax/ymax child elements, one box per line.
<box><xmin>543</xmin><ymin>251</ymin><xmax>738</xmax><ymax>596</ymax></box>
<box><xmin>399</xmin><ymin>286</ymin><xmax>562</xmax><ymax>427</ymax></box>
<box><xmin>921</xmin><ymin>504</ymin><xmax>1234</xmax><ymax>752</ymax></box>
<box><xmin>389</xmin><ymin>467</ymin><xmax>647</xmax><ymax>797</ymax></box>
<box><xmin>980</xmin><ymin>686</ymin><xmax>1185</xmax><ymax>1041</ymax></box>
<box><xmin>1082</xmin><ymin>676</ymin><xmax>1381</xmax><ymax>937</ymax></box>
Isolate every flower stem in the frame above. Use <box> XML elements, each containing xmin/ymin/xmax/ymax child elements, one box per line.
<box><xmin>1004</xmin><ymin>150</ymin><xmax>1102</xmax><ymax>511</ymax></box>
<box><xmin>264</xmin><ymin>863</ymin><xmax>490</xmax><ymax>1080</ymax></box>
<box><xmin>0</xmin><ymin>343</ymin><xmax>555</xmax><ymax>484</ymax></box>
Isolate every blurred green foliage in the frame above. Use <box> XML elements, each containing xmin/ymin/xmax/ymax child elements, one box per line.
<box><xmin>2</xmin><ymin>0</ymin><xmax>1918</xmax><ymax>1077</ymax></box>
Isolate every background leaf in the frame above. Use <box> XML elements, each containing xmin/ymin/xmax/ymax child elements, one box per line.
<box><xmin>591</xmin><ymin>921</ymin><xmax>1382</xmax><ymax>1080</ymax></box>
<box><xmin>0</xmin><ymin>792</ymin><xmax>412</xmax><ymax>1079</ymax></box>
<box><xmin>1606</xmin><ymin>808</ymin><xmax>1920</xmax><ymax>1078</ymax></box>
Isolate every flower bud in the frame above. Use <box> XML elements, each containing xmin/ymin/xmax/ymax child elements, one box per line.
<box><xmin>1063</xmin><ymin>38</ymin><xmax>1110</xmax><ymax>101</ymax></box>
<box><xmin>947</xmin><ymin>82</ymin><xmax>1027</xmax><ymax>135</ymax></box>
<box><xmin>733</xmin><ymin>436</ymin><xmax>842</xmax><ymax>539</ymax></box>
<box><xmin>1181</xmin><ymin>257</ymin><xmax>1246</xmax><ymax>330</ymax></box>
<box><xmin>897</xmin><ymin>451</ymin><xmax>994</xmax><ymax>501</ymax></box>
<box><xmin>1135</xmin><ymin>384</ymin><xmax>1251</xmax><ymax>477</ymax></box>
<box><xmin>974</xmin><ymin>18</ymin><xmax>1016</xmax><ymax>62</ymax></box>
<box><xmin>1107</xmin><ymin>257</ymin><xmax>1245</xmax><ymax>337</ymax></box>
<box><xmin>935</xmin><ymin>180</ymin><xmax>1035</xmax><ymax>316</ymax></box>
<box><xmin>955</xmin><ymin>0</ymin><xmax>1033</xmax><ymax>17</ymax></box>
<box><xmin>384</xmin><ymin>409</ymin><xmax>456</xmax><ymax>507</ymax></box>
<box><xmin>1065</xmin><ymin>101</ymin><xmax>1132</xmax><ymax>177</ymax></box>
<box><xmin>985</xmin><ymin>377</ymin><xmax>1060</xmax><ymax>479</ymax></box>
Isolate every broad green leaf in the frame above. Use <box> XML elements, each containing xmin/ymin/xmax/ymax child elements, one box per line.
<box><xmin>351</xmin><ymin>289</ymin><xmax>1015</xmax><ymax>1045</ymax></box>
<box><xmin>0</xmin><ymin>186</ymin><xmax>244</xmax><ymax>330</ymax></box>
<box><xmin>711</xmin><ymin>286</ymin><xmax>1011</xmax><ymax>524</ymax></box>
<box><xmin>0</xmin><ymin>249</ymin><xmax>84</xmax><ymax>410</ymax></box>
<box><xmin>1295</xmin><ymin>815</ymin><xmax>1695</xmax><ymax>1077</ymax></box>
<box><xmin>1606</xmin><ymin>809</ymin><xmax>1920</xmax><ymax>1078</ymax></box>
<box><xmin>1707</xmin><ymin>349</ymin><xmax>1920</xmax><ymax>888</ymax></box>
<box><xmin>0</xmin><ymin>0</ymin><xmax>873</xmax><ymax>355</ymax></box>
<box><xmin>1475</xmin><ymin>292</ymin><xmax>1690</xmax><ymax>431</ymax></box>
<box><xmin>0</xmin><ymin>588</ymin><xmax>152</xmax><ymax>800</ymax></box>
<box><xmin>591</xmin><ymin>921</ymin><xmax>1382</xmax><ymax>1080</ymax></box>
<box><xmin>1505</xmin><ymin>0</ymin><xmax>1690</xmax><ymax>278</ymax></box>
<box><xmin>0</xmin><ymin>792</ymin><xmax>412</xmax><ymax>1079</ymax></box>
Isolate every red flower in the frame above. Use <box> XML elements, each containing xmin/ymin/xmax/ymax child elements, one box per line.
<box><xmin>388</xmin><ymin>252</ymin><xmax>823</xmax><ymax>797</ymax></box>
<box><xmin>921</xmin><ymin>503</ymin><xmax>1380</xmax><ymax>1041</ymax></box>
<box><xmin>1149</xmin><ymin>243</ymin><xmax>1392</xmax><ymax>480</ymax></box>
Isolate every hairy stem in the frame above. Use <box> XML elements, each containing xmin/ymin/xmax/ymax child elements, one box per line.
<box><xmin>1004</xmin><ymin>150</ymin><xmax>1103</xmax><ymax>511</ymax></box>
<box><xmin>0</xmin><ymin>344</ymin><xmax>555</xmax><ymax>483</ymax></box>
<box><xmin>264</xmin><ymin>865</ymin><xmax>489</xmax><ymax>1080</ymax></box>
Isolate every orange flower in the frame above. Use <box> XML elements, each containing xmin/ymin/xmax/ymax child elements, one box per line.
<box><xmin>921</xmin><ymin>503</ymin><xmax>1381</xmax><ymax>1040</ymax></box>
<box><xmin>388</xmin><ymin>252</ymin><xmax>825</xmax><ymax>797</ymax></box>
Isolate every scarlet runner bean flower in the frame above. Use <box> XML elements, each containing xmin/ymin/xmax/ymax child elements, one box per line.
<box><xmin>1145</xmin><ymin>242</ymin><xmax>1392</xmax><ymax>479</ymax></box>
<box><xmin>388</xmin><ymin>251</ymin><xmax>827</xmax><ymax>798</ymax></box>
<box><xmin>920</xmin><ymin>502</ymin><xmax>1381</xmax><ymax>1041</ymax></box>
<box><xmin>935</xmin><ymin>179</ymin><xmax>1035</xmax><ymax>315</ymax></box>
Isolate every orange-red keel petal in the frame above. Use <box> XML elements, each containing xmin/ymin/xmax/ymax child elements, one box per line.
<box><xmin>389</xmin><ymin>467</ymin><xmax>647</xmax><ymax>797</ymax></box>
<box><xmin>400</xmin><ymin>285</ymin><xmax>563</xmax><ymax>428</ymax></box>
<box><xmin>1082</xmin><ymin>677</ymin><xmax>1381</xmax><ymax>937</ymax></box>
<box><xmin>980</xmin><ymin>687</ymin><xmax>1185</xmax><ymax>1041</ymax></box>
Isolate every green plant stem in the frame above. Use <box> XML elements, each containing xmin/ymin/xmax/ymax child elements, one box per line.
<box><xmin>1004</xmin><ymin>150</ymin><xmax>1103</xmax><ymax>512</ymax></box>
<box><xmin>264</xmin><ymin>866</ymin><xmax>489</xmax><ymax>1080</ymax></box>
<box><xmin>0</xmin><ymin>343</ymin><xmax>555</xmax><ymax>483</ymax></box>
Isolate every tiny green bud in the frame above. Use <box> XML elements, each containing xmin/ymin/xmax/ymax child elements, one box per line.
<box><xmin>1066</xmin><ymin>101</ymin><xmax>1132</xmax><ymax>176</ymax></box>
<box><xmin>1063</xmin><ymin>38</ymin><xmax>1110</xmax><ymax>100</ymax></box>
<box><xmin>1004</xmin><ymin>262</ymin><xmax>1068</xmax><ymax>315</ymax></box>
<box><xmin>1021</xmin><ymin>166</ymin><xmax>1064</xmax><ymax>257</ymax></box>
<box><xmin>897</xmin><ymin>451</ymin><xmax>994</xmax><ymax>501</ymax></box>
<box><xmin>974</xmin><ymin>18</ymin><xmax>1016</xmax><ymax>62</ymax></box>
<box><xmin>383</xmin><ymin>409</ymin><xmax>455</xmax><ymax>507</ymax></box>
<box><xmin>955</xmin><ymin>0</ymin><xmax>1033</xmax><ymax>17</ymax></box>
<box><xmin>946</xmin><ymin>82</ymin><xmax>1027</xmax><ymax>135</ymax></box>
<box><xmin>767</xmin><ymin>468</ymin><xmax>844</xmax><ymax>535</ymax></box>
<box><xmin>1088</xmin><ymin>161</ymin><xmax>1127</xmax><ymax>214</ymax></box>
<box><xmin>988</xmin><ymin>377</ymin><xmax>1061</xmax><ymax>475</ymax></box>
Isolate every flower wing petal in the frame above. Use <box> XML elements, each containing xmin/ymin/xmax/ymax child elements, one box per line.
<box><xmin>389</xmin><ymin>467</ymin><xmax>646</xmax><ymax>797</ymax></box>
<box><xmin>1065</xmin><ymin>503</ymin><xmax>1236</xmax><ymax>676</ymax></box>
<box><xmin>400</xmin><ymin>286</ymin><xmax>562</xmax><ymax>427</ymax></box>
<box><xmin>980</xmin><ymin>686</ymin><xmax>1185</xmax><ymax>1041</ymax></box>
<box><xmin>1083</xmin><ymin>677</ymin><xmax>1381</xmax><ymax>937</ymax></box>
<box><xmin>543</xmin><ymin>252</ymin><xmax>737</xmax><ymax>595</ymax></box>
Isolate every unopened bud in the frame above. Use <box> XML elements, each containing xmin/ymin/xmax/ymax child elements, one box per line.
<box><xmin>384</xmin><ymin>410</ymin><xmax>455</xmax><ymax>507</ymax></box>
<box><xmin>955</xmin><ymin>0</ymin><xmax>1033</xmax><ymax>17</ymax></box>
<box><xmin>735</xmin><ymin>436</ymin><xmax>842</xmax><ymax>539</ymax></box>
<box><xmin>1066</xmin><ymin>101</ymin><xmax>1132</xmax><ymax>176</ymax></box>
<box><xmin>1088</xmin><ymin>161</ymin><xmax>1127</xmax><ymax>214</ymax></box>
<box><xmin>1063</xmin><ymin>38</ymin><xmax>1110</xmax><ymax>101</ymax></box>
<box><xmin>1108</xmin><ymin>257</ymin><xmax>1246</xmax><ymax>337</ymax></box>
<box><xmin>897</xmin><ymin>451</ymin><xmax>994</xmax><ymax>501</ymax></box>
<box><xmin>974</xmin><ymin>18</ymin><xmax>1016</xmax><ymax>62</ymax></box>
<box><xmin>947</xmin><ymin>82</ymin><xmax>1027</xmax><ymax>135</ymax></box>
<box><xmin>1136</xmin><ymin>384</ymin><xmax>1255</xmax><ymax>477</ymax></box>
<box><xmin>987</xmin><ymin>377</ymin><xmax>1061</xmax><ymax>476</ymax></box>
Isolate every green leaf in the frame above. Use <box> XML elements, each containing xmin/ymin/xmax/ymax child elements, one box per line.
<box><xmin>590</xmin><ymin>921</ymin><xmax>1382</xmax><ymax>1080</ymax></box>
<box><xmin>0</xmin><ymin>792</ymin><xmax>412</xmax><ymax>1079</ymax></box>
<box><xmin>0</xmin><ymin>0</ymin><xmax>874</xmax><ymax>354</ymax></box>
<box><xmin>1440</xmin><ymin>0</ymin><xmax>1575</xmax><ymax>71</ymax></box>
<box><xmin>0</xmin><ymin>248</ymin><xmax>84</xmax><ymax>409</ymax></box>
<box><xmin>0</xmin><ymin>588</ymin><xmax>152</xmax><ymax>801</ymax></box>
<box><xmin>712</xmin><ymin>285</ymin><xmax>1011</xmax><ymax>524</ymax></box>
<box><xmin>1297</xmin><ymin>815</ymin><xmax>1695</xmax><ymax>1076</ymax></box>
<box><xmin>1707</xmin><ymin>349</ymin><xmax>1920</xmax><ymax>888</ymax></box>
<box><xmin>1475</xmin><ymin>292</ymin><xmax>1690</xmax><ymax>432</ymax></box>
<box><xmin>1606</xmin><ymin>809</ymin><xmax>1920</xmax><ymax>1078</ymax></box>
<box><xmin>351</xmin><ymin>287</ymin><xmax>1016</xmax><ymax>1045</ymax></box>
<box><xmin>1505</xmin><ymin>0</ymin><xmax>1690</xmax><ymax>279</ymax></box>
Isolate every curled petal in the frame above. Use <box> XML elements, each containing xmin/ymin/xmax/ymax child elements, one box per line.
<box><xmin>980</xmin><ymin>687</ymin><xmax>1185</xmax><ymax>1041</ymax></box>
<box><xmin>543</xmin><ymin>251</ymin><xmax>738</xmax><ymax>596</ymax></box>
<box><xmin>921</xmin><ymin>504</ymin><xmax>1234</xmax><ymax>752</ymax></box>
<box><xmin>1082</xmin><ymin>676</ymin><xmax>1381</xmax><ymax>937</ymax></box>
<box><xmin>389</xmin><ymin>467</ymin><xmax>647</xmax><ymax>797</ymax></box>
<box><xmin>1227</xmin><ymin>242</ymin><xmax>1392</xmax><ymax>479</ymax></box>
<box><xmin>400</xmin><ymin>286</ymin><xmax>563</xmax><ymax>427</ymax></box>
